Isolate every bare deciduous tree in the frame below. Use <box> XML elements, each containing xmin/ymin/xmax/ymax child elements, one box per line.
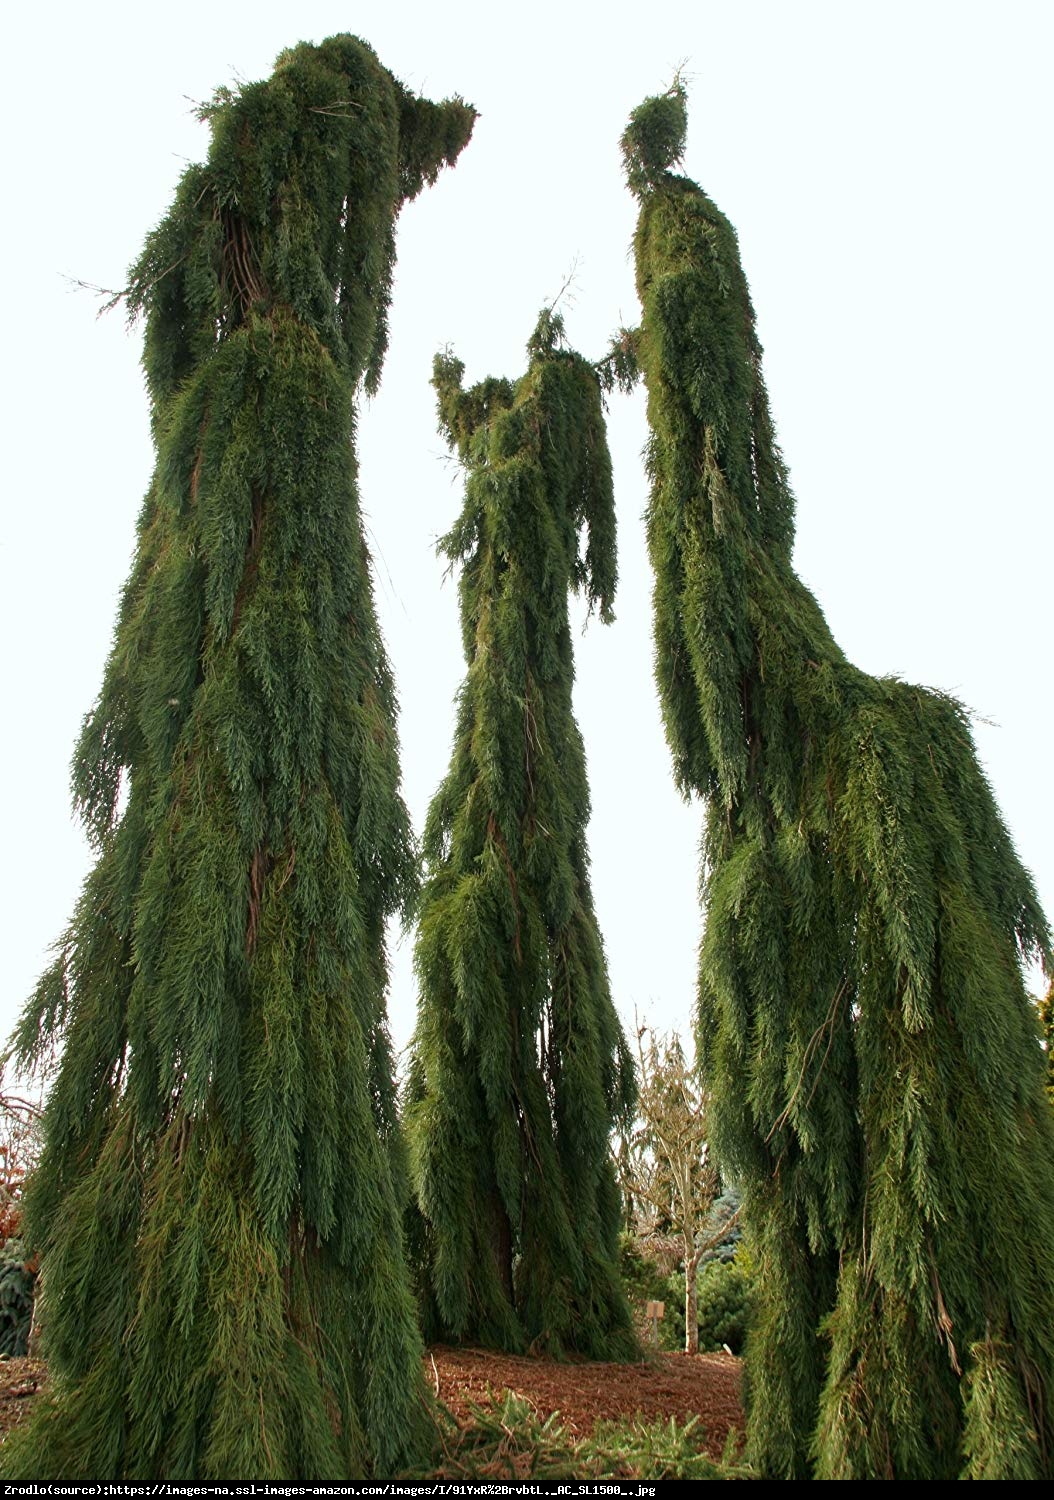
<box><xmin>616</xmin><ymin>1023</ymin><xmax>737</xmax><ymax>1353</ymax></box>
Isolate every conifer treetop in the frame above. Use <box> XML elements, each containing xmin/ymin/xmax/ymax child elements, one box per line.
<box><xmin>620</xmin><ymin>79</ymin><xmax>688</xmax><ymax>198</ymax></box>
<box><xmin>127</xmin><ymin>34</ymin><xmax>475</xmax><ymax>405</ymax></box>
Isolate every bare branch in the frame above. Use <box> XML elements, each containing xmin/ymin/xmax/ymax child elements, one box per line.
<box><xmin>61</xmin><ymin>253</ymin><xmax>189</xmax><ymax>318</ymax></box>
<box><xmin>544</xmin><ymin>255</ymin><xmax>581</xmax><ymax>317</ymax></box>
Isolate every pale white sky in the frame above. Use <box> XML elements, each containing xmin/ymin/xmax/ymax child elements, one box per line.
<box><xmin>2</xmin><ymin>0</ymin><xmax>1051</xmax><ymax>1073</ymax></box>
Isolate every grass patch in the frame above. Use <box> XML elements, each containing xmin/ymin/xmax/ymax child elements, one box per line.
<box><xmin>423</xmin><ymin>1389</ymin><xmax>752</xmax><ymax>1481</ymax></box>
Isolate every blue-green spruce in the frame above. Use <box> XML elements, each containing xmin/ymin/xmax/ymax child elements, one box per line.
<box><xmin>619</xmin><ymin>84</ymin><xmax>1054</xmax><ymax>1480</ymax></box>
<box><xmin>2</xmin><ymin>36</ymin><xmax>473</xmax><ymax>1482</ymax></box>
<box><xmin>406</xmin><ymin>313</ymin><xmax>636</xmax><ymax>1358</ymax></box>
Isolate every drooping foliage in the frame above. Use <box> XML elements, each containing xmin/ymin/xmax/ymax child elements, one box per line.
<box><xmin>406</xmin><ymin>312</ymin><xmax>636</xmax><ymax>1359</ymax></box>
<box><xmin>621</xmin><ymin>83</ymin><xmax>1054</xmax><ymax>1479</ymax></box>
<box><xmin>1</xmin><ymin>37</ymin><xmax>474</xmax><ymax>1482</ymax></box>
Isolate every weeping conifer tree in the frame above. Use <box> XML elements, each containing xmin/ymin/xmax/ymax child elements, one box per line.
<box><xmin>619</xmin><ymin>84</ymin><xmax>1054</xmax><ymax>1479</ymax></box>
<box><xmin>1</xmin><ymin>36</ymin><xmax>474</xmax><ymax>1482</ymax></box>
<box><xmin>405</xmin><ymin>312</ymin><xmax>637</xmax><ymax>1360</ymax></box>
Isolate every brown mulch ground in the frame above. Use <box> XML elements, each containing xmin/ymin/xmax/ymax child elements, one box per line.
<box><xmin>0</xmin><ymin>1358</ymin><xmax>46</xmax><ymax>1439</ymax></box>
<box><xmin>429</xmin><ymin>1345</ymin><xmax>743</xmax><ymax>1457</ymax></box>
<box><xmin>0</xmin><ymin>1347</ymin><xmax>744</xmax><ymax>1457</ymax></box>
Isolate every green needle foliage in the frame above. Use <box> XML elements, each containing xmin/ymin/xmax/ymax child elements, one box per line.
<box><xmin>2</xmin><ymin>36</ymin><xmax>474</xmax><ymax>1482</ymax></box>
<box><xmin>406</xmin><ymin>313</ymin><xmax>636</xmax><ymax>1359</ymax></box>
<box><xmin>620</xmin><ymin>83</ymin><xmax>1054</xmax><ymax>1479</ymax></box>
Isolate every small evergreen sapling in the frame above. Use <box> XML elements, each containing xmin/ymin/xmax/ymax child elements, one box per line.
<box><xmin>406</xmin><ymin>313</ymin><xmax>636</xmax><ymax>1359</ymax></box>
<box><xmin>2</xmin><ymin>36</ymin><xmax>474</xmax><ymax>1482</ymax></box>
<box><xmin>620</xmin><ymin>83</ymin><xmax>1054</xmax><ymax>1480</ymax></box>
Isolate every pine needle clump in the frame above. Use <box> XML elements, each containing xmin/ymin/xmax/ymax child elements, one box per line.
<box><xmin>2</xmin><ymin>36</ymin><xmax>474</xmax><ymax>1482</ymax></box>
<box><xmin>406</xmin><ymin>312</ymin><xmax>636</xmax><ymax>1360</ymax></box>
<box><xmin>621</xmin><ymin>82</ymin><xmax>1054</xmax><ymax>1479</ymax></box>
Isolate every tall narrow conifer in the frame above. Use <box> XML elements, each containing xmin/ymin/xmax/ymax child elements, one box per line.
<box><xmin>620</xmin><ymin>85</ymin><xmax>1054</xmax><ymax>1479</ymax></box>
<box><xmin>2</xmin><ymin>37</ymin><xmax>474</xmax><ymax>1482</ymax></box>
<box><xmin>406</xmin><ymin>313</ymin><xmax>636</xmax><ymax>1359</ymax></box>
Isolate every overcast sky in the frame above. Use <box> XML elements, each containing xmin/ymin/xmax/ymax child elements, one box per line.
<box><xmin>2</xmin><ymin>0</ymin><xmax>1051</xmax><ymax>1076</ymax></box>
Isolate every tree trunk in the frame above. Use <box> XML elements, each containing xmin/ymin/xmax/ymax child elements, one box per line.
<box><xmin>489</xmin><ymin>1189</ymin><xmax>515</xmax><ymax>1307</ymax></box>
<box><xmin>26</xmin><ymin>1263</ymin><xmax>43</xmax><ymax>1358</ymax></box>
<box><xmin>685</xmin><ymin>1247</ymin><xmax>701</xmax><ymax>1354</ymax></box>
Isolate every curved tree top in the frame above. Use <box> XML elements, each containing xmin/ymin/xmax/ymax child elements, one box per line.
<box><xmin>432</xmin><ymin>309</ymin><xmax>617</xmax><ymax>629</ymax></box>
<box><xmin>127</xmin><ymin>34</ymin><xmax>475</xmax><ymax>404</ymax></box>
